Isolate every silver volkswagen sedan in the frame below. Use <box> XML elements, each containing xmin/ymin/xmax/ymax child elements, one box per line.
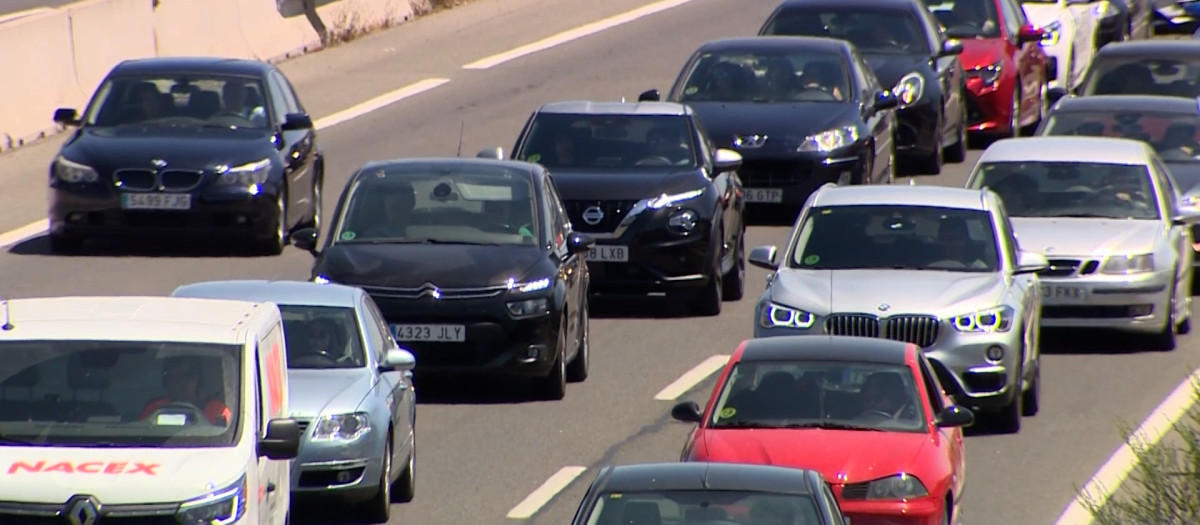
<box><xmin>172</xmin><ymin>280</ymin><xmax>416</xmax><ymax>523</ymax></box>
<box><xmin>966</xmin><ymin>136</ymin><xmax>1200</xmax><ymax>351</ymax></box>
<box><xmin>749</xmin><ymin>184</ymin><xmax>1048</xmax><ymax>433</ymax></box>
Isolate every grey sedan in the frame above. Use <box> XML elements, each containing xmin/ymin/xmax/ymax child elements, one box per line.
<box><xmin>748</xmin><ymin>184</ymin><xmax>1048</xmax><ymax>433</ymax></box>
<box><xmin>172</xmin><ymin>279</ymin><xmax>416</xmax><ymax>523</ymax></box>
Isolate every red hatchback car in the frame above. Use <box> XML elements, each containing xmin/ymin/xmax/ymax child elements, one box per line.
<box><xmin>671</xmin><ymin>336</ymin><xmax>974</xmax><ymax>525</ymax></box>
<box><xmin>924</xmin><ymin>0</ymin><xmax>1050</xmax><ymax>137</ymax></box>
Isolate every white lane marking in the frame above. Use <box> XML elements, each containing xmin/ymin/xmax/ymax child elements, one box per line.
<box><xmin>654</xmin><ymin>354</ymin><xmax>730</xmax><ymax>401</ymax></box>
<box><xmin>506</xmin><ymin>466</ymin><xmax>588</xmax><ymax>519</ymax></box>
<box><xmin>462</xmin><ymin>0</ymin><xmax>698</xmax><ymax>70</ymax></box>
<box><xmin>0</xmin><ymin>78</ymin><xmax>451</xmax><ymax>248</ymax></box>
<box><xmin>1053</xmin><ymin>368</ymin><xmax>1200</xmax><ymax>525</ymax></box>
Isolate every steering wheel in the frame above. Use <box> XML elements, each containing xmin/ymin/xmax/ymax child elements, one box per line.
<box><xmin>863</xmin><ymin>410</ymin><xmax>894</xmax><ymax>420</ymax></box>
<box><xmin>208</xmin><ymin>112</ymin><xmax>255</xmax><ymax>127</ymax></box>
<box><xmin>148</xmin><ymin>402</ymin><xmax>209</xmax><ymax>425</ymax></box>
<box><xmin>796</xmin><ymin>88</ymin><xmax>838</xmax><ymax>101</ymax></box>
<box><xmin>635</xmin><ymin>156</ymin><xmax>672</xmax><ymax>166</ymax></box>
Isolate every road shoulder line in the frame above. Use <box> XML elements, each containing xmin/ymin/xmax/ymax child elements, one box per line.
<box><xmin>506</xmin><ymin>465</ymin><xmax>588</xmax><ymax>519</ymax></box>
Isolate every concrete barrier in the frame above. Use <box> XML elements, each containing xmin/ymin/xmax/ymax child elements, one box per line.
<box><xmin>317</xmin><ymin>0</ymin><xmax>417</xmax><ymax>39</ymax></box>
<box><xmin>0</xmin><ymin>10</ymin><xmax>81</xmax><ymax>150</ymax></box>
<box><xmin>66</xmin><ymin>0</ymin><xmax>156</xmax><ymax>104</ymax></box>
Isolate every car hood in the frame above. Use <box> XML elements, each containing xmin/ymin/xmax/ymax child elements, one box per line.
<box><xmin>61</xmin><ymin>125</ymin><xmax>278</xmax><ymax>171</ymax></box>
<box><xmin>685</xmin><ymin>102</ymin><xmax>857</xmax><ymax>152</ymax></box>
<box><xmin>547</xmin><ymin>169</ymin><xmax>707</xmax><ymax>201</ymax></box>
<box><xmin>770</xmin><ymin>269</ymin><xmax>1005</xmax><ymax>316</ymax></box>
<box><xmin>0</xmin><ymin>446</ymin><xmax>249</xmax><ymax>504</ymax></box>
<box><xmin>1010</xmin><ymin>217</ymin><xmax>1163</xmax><ymax>256</ymax></box>
<box><xmin>1021</xmin><ymin>3</ymin><xmax>1068</xmax><ymax>26</ymax></box>
<box><xmin>315</xmin><ymin>243</ymin><xmax>543</xmax><ymax>288</ymax></box>
<box><xmin>955</xmin><ymin>37</ymin><xmax>1009</xmax><ymax>69</ymax></box>
<box><xmin>287</xmin><ymin>369</ymin><xmax>372</xmax><ymax>419</ymax></box>
<box><xmin>863</xmin><ymin>53</ymin><xmax>929</xmax><ymax>89</ymax></box>
<box><xmin>698</xmin><ymin>428</ymin><xmax>928</xmax><ymax>484</ymax></box>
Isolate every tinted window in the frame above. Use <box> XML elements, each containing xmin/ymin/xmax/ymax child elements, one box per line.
<box><xmin>790</xmin><ymin>205</ymin><xmax>1001</xmax><ymax>272</ymax></box>
<box><xmin>707</xmin><ymin>360</ymin><xmax>927</xmax><ymax>433</ymax></box>
<box><xmin>970</xmin><ymin>161</ymin><xmax>1160</xmax><ymax>219</ymax></box>
<box><xmin>764</xmin><ymin>8</ymin><xmax>932</xmax><ymax>55</ymax></box>
<box><xmin>678</xmin><ymin>49</ymin><xmax>851</xmax><ymax>103</ymax></box>
<box><xmin>278</xmin><ymin>305</ymin><xmax>367</xmax><ymax>369</ymax></box>
<box><xmin>583</xmin><ymin>490</ymin><xmax>821</xmax><ymax>525</ymax></box>
<box><xmin>83</xmin><ymin>74</ymin><xmax>269</xmax><ymax>129</ymax></box>
<box><xmin>518</xmin><ymin>114</ymin><xmax>698</xmax><ymax>169</ymax></box>
<box><xmin>923</xmin><ymin>0</ymin><xmax>1002</xmax><ymax>38</ymax></box>
<box><xmin>333</xmin><ymin>166</ymin><xmax>540</xmax><ymax>246</ymax></box>
<box><xmin>1081</xmin><ymin>58</ymin><xmax>1200</xmax><ymax>97</ymax></box>
<box><xmin>917</xmin><ymin>357</ymin><xmax>946</xmax><ymax>413</ymax></box>
<box><xmin>1039</xmin><ymin>110</ymin><xmax>1200</xmax><ymax>163</ymax></box>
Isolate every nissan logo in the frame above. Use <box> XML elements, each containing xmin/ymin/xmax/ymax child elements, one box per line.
<box><xmin>65</xmin><ymin>496</ymin><xmax>100</xmax><ymax>525</ymax></box>
<box><xmin>581</xmin><ymin>206</ymin><xmax>605</xmax><ymax>226</ymax></box>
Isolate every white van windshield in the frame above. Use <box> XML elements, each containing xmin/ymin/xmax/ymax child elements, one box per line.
<box><xmin>0</xmin><ymin>340</ymin><xmax>242</xmax><ymax>448</ymax></box>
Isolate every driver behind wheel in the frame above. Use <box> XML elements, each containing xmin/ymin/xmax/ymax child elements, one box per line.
<box><xmin>857</xmin><ymin>372</ymin><xmax>909</xmax><ymax>420</ymax></box>
<box><xmin>643</xmin><ymin>126</ymin><xmax>691</xmax><ymax>165</ymax></box>
<box><xmin>139</xmin><ymin>357</ymin><xmax>232</xmax><ymax>425</ymax></box>
<box><xmin>221</xmin><ymin>80</ymin><xmax>267</xmax><ymax>127</ymax></box>
<box><xmin>799</xmin><ymin>61</ymin><xmax>845</xmax><ymax>101</ymax></box>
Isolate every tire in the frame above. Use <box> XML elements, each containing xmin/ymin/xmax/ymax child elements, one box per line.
<box><xmin>257</xmin><ymin>191</ymin><xmax>288</xmax><ymax>256</ymax></box>
<box><xmin>535</xmin><ymin>318</ymin><xmax>568</xmax><ymax>400</ymax></box>
<box><xmin>1153</xmin><ymin>277</ymin><xmax>1180</xmax><ymax>351</ymax></box>
<box><xmin>48</xmin><ymin>232</ymin><xmax>84</xmax><ymax>255</ymax></box>
<box><xmin>566</xmin><ymin>304</ymin><xmax>589</xmax><ymax>383</ymax></box>
<box><xmin>1008</xmin><ymin>82</ymin><xmax>1023</xmax><ymax>138</ymax></box>
<box><xmin>994</xmin><ymin>361</ymin><xmax>1023</xmax><ymax>434</ymax></box>
<box><xmin>307</xmin><ymin>172</ymin><xmax>323</xmax><ymax>232</ymax></box>
<box><xmin>885</xmin><ymin>142</ymin><xmax>897</xmax><ymax>184</ymax></box>
<box><xmin>692</xmin><ymin>252</ymin><xmax>723</xmax><ymax>317</ymax></box>
<box><xmin>1021</xmin><ymin>358</ymin><xmax>1040</xmax><ymax>417</ymax></box>
<box><xmin>943</xmin><ymin>105</ymin><xmax>968</xmax><ymax>164</ymax></box>
<box><xmin>392</xmin><ymin>434</ymin><xmax>415</xmax><ymax>503</ymax></box>
<box><xmin>358</xmin><ymin>439</ymin><xmax>393</xmax><ymax>523</ymax></box>
<box><xmin>721</xmin><ymin>229</ymin><xmax>745</xmax><ymax>301</ymax></box>
<box><xmin>916</xmin><ymin>117</ymin><xmax>945</xmax><ymax>175</ymax></box>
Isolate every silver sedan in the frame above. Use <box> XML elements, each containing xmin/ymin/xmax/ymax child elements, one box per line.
<box><xmin>749</xmin><ymin>183</ymin><xmax>1047</xmax><ymax>433</ymax></box>
<box><xmin>966</xmin><ymin>136</ymin><xmax>1200</xmax><ymax>351</ymax></box>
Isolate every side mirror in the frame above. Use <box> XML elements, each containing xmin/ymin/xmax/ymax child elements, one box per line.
<box><xmin>934</xmin><ymin>405</ymin><xmax>975</xmax><ymax>428</ymax></box>
<box><xmin>567</xmin><ymin>232</ymin><xmax>596</xmax><ymax>255</ymax></box>
<box><xmin>670</xmin><ymin>401</ymin><xmax>703</xmax><ymax>423</ymax></box>
<box><xmin>289</xmin><ymin>227</ymin><xmax>319</xmax><ymax>255</ymax></box>
<box><xmin>281</xmin><ymin>112</ymin><xmax>314</xmax><ymax>131</ymax></box>
<box><xmin>1015</xmin><ymin>250</ymin><xmax>1049</xmax><ymax>274</ymax></box>
<box><xmin>713</xmin><ymin>148</ymin><xmax>743</xmax><ymax>172</ymax></box>
<box><xmin>1046</xmin><ymin>87</ymin><xmax>1067</xmax><ymax>106</ymax></box>
<box><xmin>638</xmin><ymin>88</ymin><xmax>661</xmax><ymax>102</ymax></box>
<box><xmin>53</xmin><ymin>108</ymin><xmax>80</xmax><ymax>126</ymax></box>
<box><xmin>381</xmin><ymin>348</ymin><xmax>416</xmax><ymax>372</ymax></box>
<box><xmin>258</xmin><ymin>418</ymin><xmax>302</xmax><ymax>459</ymax></box>
<box><xmin>873</xmin><ymin>90</ymin><xmax>899</xmax><ymax>111</ymax></box>
<box><xmin>1017</xmin><ymin>25</ymin><xmax>1045</xmax><ymax>43</ymax></box>
<box><xmin>748</xmin><ymin>245</ymin><xmax>779</xmax><ymax>270</ymax></box>
<box><xmin>939</xmin><ymin>39</ymin><xmax>964</xmax><ymax>56</ymax></box>
<box><xmin>1172</xmin><ymin>207</ymin><xmax>1200</xmax><ymax>225</ymax></box>
<box><xmin>477</xmin><ymin>146</ymin><xmax>505</xmax><ymax>160</ymax></box>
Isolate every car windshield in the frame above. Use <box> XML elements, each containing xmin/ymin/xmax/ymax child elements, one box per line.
<box><xmin>763</xmin><ymin>9</ymin><xmax>931</xmax><ymax>55</ymax></box>
<box><xmin>923</xmin><ymin>0</ymin><xmax>1002</xmax><ymax>39</ymax></box>
<box><xmin>708</xmin><ymin>360</ymin><xmax>927</xmax><ymax>433</ymax></box>
<box><xmin>82</xmin><ymin>74</ymin><xmax>271</xmax><ymax>129</ymax></box>
<box><xmin>1039</xmin><ymin>110</ymin><xmax>1200</xmax><ymax>163</ymax></box>
<box><xmin>333</xmin><ymin>166</ymin><xmax>540</xmax><ymax>246</ymax></box>
<box><xmin>1080</xmin><ymin>58</ymin><xmax>1200</xmax><ymax>98</ymax></box>
<box><xmin>583</xmin><ymin>489</ymin><xmax>822</xmax><ymax>525</ymax></box>
<box><xmin>517</xmin><ymin>114</ymin><xmax>699</xmax><ymax>169</ymax></box>
<box><xmin>280</xmin><ymin>306</ymin><xmax>366</xmax><ymax>369</ymax></box>
<box><xmin>0</xmin><ymin>340</ymin><xmax>241</xmax><ymax>448</ymax></box>
<box><xmin>677</xmin><ymin>49</ymin><xmax>851</xmax><ymax>103</ymax></box>
<box><xmin>970</xmin><ymin>161</ymin><xmax>1161</xmax><ymax>219</ymax></box>
<box><xmin>789</xmin><ymin>205</ymin><xmax>1000</xmax><ymax>272</ymax></box>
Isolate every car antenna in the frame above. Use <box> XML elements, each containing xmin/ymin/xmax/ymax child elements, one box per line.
<box><xmin>455</xmin><ymin>121</ymin><xmax>466</xmax><ymax>157</ymax></box>
<box><xmin>1</xmin><ymin>297</ymin><xmax>13</xmax><ymax>331</ymax></box>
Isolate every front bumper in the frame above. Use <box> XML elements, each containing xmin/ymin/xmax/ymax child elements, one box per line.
<box><xmin>734</xmin><ymin>152</ymin><xmax>868</xmax><ymax>207</ymax></box>
<box><xmin>894</xmin><ymin>103</ymin><xmax>939</xmax><ymax>158</ymax></box>
<box><xmin>837</xmin><ymin>496</ymin><xmax>944</xmax><ymax>525</ymax></box>
<box><xmin>291</xmin><ymin>427</ymin><xmax>385</xmax><ymax>501</ymax></box>
<box><xmin>49</xmin><ymin>184</ymin><xmax>280</xmax><ymax>240</ymax></box>
<box><xmin>1039</xmin><ymin>37</ymin><xmax>1073</xmax><ymax>90</ymax></box>
<box><xmin>965</xmin><ymin>77</ymin><xmax>1016</xmax><ymax>135</ymax></box>
<box><xmin>1039</xmin><ymin>269</ymin><xmax>1172</xmax><ymax>332</ymax></box>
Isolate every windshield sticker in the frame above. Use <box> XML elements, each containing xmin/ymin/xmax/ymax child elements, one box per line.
<box><xmin>527</xmin><ymin>153</ymin><xmax>541</xmax><ymax>163</ymax></box>
<box><xmin>7</xmin><ymin>461</ymin><xmax>160</xmax><ymax>475</ymax></box>
<box><xmin>719</xmin><ymin>407</ymin><xmax>737</xmax><ymax>419</ymax></box>
<box><xmin>803</xmin><ymin>255</ymin><xmax>820</xmax><ymax>265</ymax></box>
<box><xmin>684</xmin><ymin>86</ymin><xmax>698</xmax><ymax>95</ymax></box>
<box><xmin>155</xmin><ymin>414</ymin><xmax>187</xmax><ymax>426</ymax></box>
<box><xmin>340</xmin><ymin>231</ymin><xmax>356</xmax><ymax>241</ymax></box>
<box><xmin>608</xmin><ymin>493</ymin><xmax>623</xmax><ymax>499</ymax></box>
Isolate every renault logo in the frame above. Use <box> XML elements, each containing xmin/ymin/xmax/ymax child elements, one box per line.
<box><xmin>581</xmin><ymin>206</ymin><xmax>605</xmax><ymax>226</ymax></box>
<box><xmin>418</xmin><ymin>282</ymin><xmax>441</xmax><ymax>300</ymax></box>
<box><xmin>733</xmin><ymin>134</ymin><xmax>768</xmax><ymax>149</ymax></box>
<box><xmin>65</xmin><ymin>496</ymin><xmax>100</xmax><ymax>525</ymax></box>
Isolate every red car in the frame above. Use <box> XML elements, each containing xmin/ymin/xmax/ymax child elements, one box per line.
<box><xmin>670</xmin><ymin>336</ymin><xmax>974</xmax><ymax>525</ymax></box>
<box><xmin>924</xmin><ymin>0</ymin><xmax>1050</xmax><ymax>137</ymax></box>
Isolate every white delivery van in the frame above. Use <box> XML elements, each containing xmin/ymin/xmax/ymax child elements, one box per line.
<box><xmin>0</xmin><ymin>296</ymin><xmax>300</xmax><ymax>525</ymax></box>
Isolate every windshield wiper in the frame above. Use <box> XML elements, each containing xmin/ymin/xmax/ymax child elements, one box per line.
<box><xmin>712</xmin><ymin>420</ymin><xmax>782</xmax><ymax>429</ymax></box>
<box><xmin>783</xmin><ymin>421</ymin><xmax>883</xmax><ymax>431</ymax></box>
<box><xmin>1047</xmin><ymin>213</ymin><xmax>1124</xmax><ymax>219</ymax></box>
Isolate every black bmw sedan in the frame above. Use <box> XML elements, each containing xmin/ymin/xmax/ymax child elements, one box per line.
<box><xmin>638</xmin><ymin>36</ymin><xmax>899</xmax><ymax>208</ymax></box>
<box><xmin>290</xmin><ymin>158</ymin><xmax>594</xmax><ymax>400</ymax></box>
<box><xmin>48</xmin><ymin>57</ymin><xmax>323</xmax><ymax>255</ymax></box>
<box><xmin>760</xmin><ymin>0</ymin><xmax>969</xmax><ymax>175</ymax></box>
<box><xmin>504</xmin><ymin>101</ymin><xmax>747</xmax><ymax>316</ymax></box>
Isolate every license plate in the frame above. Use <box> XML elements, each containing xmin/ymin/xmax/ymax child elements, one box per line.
<box><xmin>121</xmin><ymin>193</ymin><xmax>192</xmax><ymax>210</ymax></box>
<box><xmin>390</xmin><ymin>324</ymin><xmax>465</xmax><ymax>342</ymax></box>
<box><xmin>1042</xmin><ymin>284</ymin><xmax>1087</xmax><ymax>301</ymax></box>
<box><xmin>744</xmin><ymin>188</ymin><xmax>783</xmax><ymax>203</ymax></box>
<box><xmin>585</xmin><ymin>245</ymin><xmax>628</xmax><ymax>262</ymax></box>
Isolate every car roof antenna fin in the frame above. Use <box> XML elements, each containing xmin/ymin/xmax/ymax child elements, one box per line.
<box><xmin>456</xmin><ymin>120</ymin><xmax>466</xmax><ymax>157</ymax></box>
<box><xmin>1</xmin><ymin>297</ymin><xmax>13</xmax><ymax>331</ymax></box>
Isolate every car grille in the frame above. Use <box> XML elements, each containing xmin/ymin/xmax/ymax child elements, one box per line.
<box><xmin>739</xmin><ymin>160</ymin><xmax>810</xmax><ymax>187</ymax></box>
<box><xmin>839</xmin><ymin>482</ymin><xmax>870</xmax><ymax>500</ymax></box>
<box><xmin>111</xmin><ymin>169</ymin><xmax>204</xmax><ymax>192</ymax></box>
<box><xmin>158</xmin><ymin>170</ymin><xmax>203</xmax><ymax>191</ymax></box>
<box><xmin>112</xmin><ymin>169</ymin><xmax>156</xmax><ymax>191</ymax></box>
<box><xmin>0</xmin><ymin>501</ymin><xmax>183</xmax><ymax>525</ymax></box>
<box><xmin>359</xmin><ymin>284</ymin><xmax>505</xmax><ymax>300</ymax></box>
<box><xmin>824</xmin><ymin>313</ymin><xmax>941</xmax><ymax>348</ymax></box>
<box><xmin>1043</xmin><ymin>258</ymin><xmax>1099</xmax><ymax>278</ymax></box>
<box><xmin>964</xmin><ymin>93</ymin><xmax>985</xmax><ymax>126</ymax></box>
<box><xmin>563</xmin><ymin>200</ymin><xmax>637</xmax><ymax>234</ymax></box>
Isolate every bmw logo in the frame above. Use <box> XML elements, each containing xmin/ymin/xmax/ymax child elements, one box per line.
<box><xmin>877</xmin><ymin>303</ymin><xmax>890</xmax><ymax>312</ymax></box>
<box><xmin>581</xmin><ymin>206</ymin><xmax>605</xmax><ymax>225</ymax></box>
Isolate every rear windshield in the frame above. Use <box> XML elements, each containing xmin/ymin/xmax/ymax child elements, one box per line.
<box><xmin>763</xmin><ymin>8</ymin><xmax>931</xmax><ymax>55</ymax></box>
<box><xmin>1081</xmin><ymin>57</ymin><xmax>1200</xmax><ymax>98</ymax></box>
<box><xmin>969</xmin><ymin>161</ymin><xmax>1160</xmax><ymax>220</ymax></box>
<box><xmin>1039</xmin><ymin>110</ymin><xmax>1200</xmax><ymax>163</ymax></box>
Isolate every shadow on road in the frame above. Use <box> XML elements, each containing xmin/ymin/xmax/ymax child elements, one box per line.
<box><xmin>1040</xmin><ymin>328</ymin><xmax>1170</xmax><ymax>356</ymax></box>
<box><xmin>411</xmin><ymin>374</ymin><xmax>564</xmax><ymax>405</ymax></box>
<box><xmin>588</xmin><ymin>295</ymin><xmax>697</xmax><ymax>319</ymax></box>
<box><xmin>7</xmin><ymin>234</ymin><xmax>274</xmax><ymax>259</ymax></box>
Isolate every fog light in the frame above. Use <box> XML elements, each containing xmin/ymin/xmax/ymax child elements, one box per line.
<box><xmin>335</xmin><ymin>470</ymin><xmax>355</xmax><ymax>483</ymax></box>
<box><xmin>523</xmin><ymin>345</ymin><xmax>544</xmax><ymax>362</ymax></box>
<box><xmin>67</xmin><ymin>212</ymin><xmax>84</xmax><ymax>223</ymax></box>
<box><xmin>985</xmin><ymin>345</ymin><xmax>1004</xmax><ymax>362</ymax></box>
<box><xmin>1130</xmin><ymin>305</ymin><xmax>1153</xmax><ymax>317</ymax></box>
<box><xmin>235</xmin><ymin>214</ymin><xmax>248</xmax><ymax>224</ymax></box>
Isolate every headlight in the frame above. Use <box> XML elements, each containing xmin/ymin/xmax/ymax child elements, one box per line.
<box><xmin>648</xmin><ymin>188</ymin><xmax>704</xmax><ymax>209</ymax></box>
<box><xmin>507</xmin><ymin>297</ymin><xmax>549</xmax><ymax>318</ymax></box>
<box><xmin>966</xmin><ymin>61</ymin><xmax>1003</xmax><ymax>86</ymax></box>
<box><xmin>864</xmin><ymin>473</ymin><xmax>929</xmax><ymax>500</ymax></box>
<box><xmin>1093</xmin><ymin>1</ymin><xmax>1112</xmax><ymax>18</ymax></box>
<box><xmin>1041</xmin><ymin>21</ymin><xmax>1062</xmax><ymax>46</ymax></box>
<box><xmin>311</xmin><ymin>413</ymin><xmax>371</xmax><ymax>442</ymax></box>
<box><xmin>951</xmin><ymin>305</ymin><xmax>1014</xmax><ymax>333</ymax></box>
<box><xmin>177</xmin><ymin>475</ymin><xmax>246</xmax><ymax>525</ymax></box>
<box><xmin>53</xmin><ymin>156</ymin><xmax>99</xmax><ymax>183</ymax></box>
<box><xmin>508</xmin><ymin>277</ymin><xmax>551</xmax><ymax>293</ymax></box>
<box><xmin>1181</xmin><ymin>195</ymin><xmax>1200</xmax><ymax>209</ymax></box>
<box><xmin>759</xmin><ymin>303</ymin><xmax>816</xmax><ymax>329</ymax></box>
<box><xmin>215</xmin><ymin>158</ymin><xmax>271</xmax><ymax>186</ymax></box>
<box><xmin>313</xmin><ymin>275</ymin><xmax>331</xmax><ymax>284</ymax></box>
<box><xmin>1102</xmin><ymin>253</ymin><xmax>1154</xmax><ymax>274</ymax></box>
<box><xmin>667</xmin><ymin>209</ymin><xmax>698</xmax><ymax>233</ymax></box>
<box><xmin>892</xmin><ymin>73</ymin><xmax>924</xmax><ymax>107</ymax></box>
<box><xmin>796</xmin><ymin>126</ymin><xmax>859</xmax><ymax>153</ymax></box>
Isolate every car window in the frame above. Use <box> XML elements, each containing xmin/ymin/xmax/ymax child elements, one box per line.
<box><xmin>970</xmin><ymin>161</ymin><xmax>1160</xmax><ymax>219</ymax></box>
<box><xmin>853</xmin><ymin>49</ymin><xmax>881</xmax><ymax>92</ymax></box>
<box><xmin>278</xmin><ymin>305</ymin><xmax>367</xmax><ymax>369</ymax></box>
<box><xmin>1081</xmin><ymin>57</ymin><xmax>1200</xmax><ymax>97</ymax></box>
<box><xmin>991</xmin><ymin>197</ymin><xmax>1019</xmax><ymax>266</ymax></box>
<box><xmin>516</xmin><ymin>113</ymin><xmax>698</xmax><ymax>169</ymax></box>
<box><xmin>544</xmin><ymin>180</ymin><xmax>570</xmax><ymax>248</ymax></box>
<box><xmin>707</xmin><ymin>360</ymin><xmax>929</xmax><ymax>433</ymax></box>
<box><xmin>676</xmin><ymin>48</ymin><xmax>851</xmax><ymax>103</ymax></box>
<box><xmin>790</xmin><ymin>204</ymin><xmax>1001</xmax><ymax>272</ymax></box>
<box><xmin>359</xmin><ymin>296</ymin><xmax>388</xmax><ymax>364</ymax></box>
<box><xmin>274</xmin><ymin>69</ymin><xmax>305</xmax><ymax>114</ymax></box>
<box><xmin>763</xmin><ymin>8</ymin><xmax>934</xmax><ymax>55</ymax></box>
<box><xmin>821</xmin><ymin>483</ymin><xmax>846</xmax><ymax>525</ymax></box>
<box><xmin>1038</xmin><ymin>110</ymin><xmax>1200</xmax><ymax>163</ymax></box>
<box><xmin>1153</xmin><ymin>158</ymin><xmax>1180</xmax><ymax>211</ymax></box>
<box><xmin>584</xmin><ymin>490</ymin><xmax>821</xmax><ymax>525</ymax></box>
<box><xmin>265</xmin><ymin>75</ymin><xmax>290</xmax><ymax>126</ymax></box>
<box><xmin>922</xmin><ymin>0</ymin><xmax>1002</xmax><ymax>39</ymax></box>
<box><xmin>81</xmin><ymin>73</ymin><xmax>270</xmax><ymax>129</ymax></box>
<box><xmin>917</xmin><ymin>356</ymin><xmax>946</xmax><ymax>414</ymax></box>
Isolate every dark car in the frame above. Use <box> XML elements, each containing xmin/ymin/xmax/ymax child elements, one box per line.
<box><xmin>1060</xmin><ymin>40</ymin><xmax>1200</xmax><ymax>102</ymax></box>
<box><xmin>289</xmin><ymin>158</ymin><xmax>595</xmax><ymax>400</ymax></box>
<box><xmin>637</xmin><ymin>36</ymin><xmax>899</xmax><ymax>209</ymax></box>
<box><xmin>503</xmin><ymin>101</ymin><xmax>747</xmax><ymax>316</ymax></box>
<box><xmin>759</xmin><ymin>0</ymin><xmax>970</xmax><ymax>175</ymax></box>
<box><xmin>1033</xmin><ymin>94</ymin><xmax>1200</xmax><ymax>267</ymax></box>
<box><xmin>48</xmin><ymin>57</ymin><xmax>323</xmax><ymax>255</ymax></box>
<box><xmin>570</xmin><ymin>462</ymin><xmax>850</xmax><ymax>525</ymax></box>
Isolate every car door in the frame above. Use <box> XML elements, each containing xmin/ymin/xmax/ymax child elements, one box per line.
<box><xmin>544</xmin><ymin>177</ymin><xmax>584</xmax><ymax>350</ymax></box>
<box><xmin>267</xmin><ymin>69</ymin><xmax>316</xmax><ymax>229</ymax></box>
<box><xmin>691</xmin><ymin>114</ymin><xmax>740</xmax><ymax>253</ymax></box>
<box><xmin>255</xmin><ymin>324</ymin><xmax>288</xmax><ymax>524</ymax></box>
<box><xmin>918</xmin><ymin>5</ymin><xmax>965</xmax><ymax>138</ymax></box>
<box><xmin>853</xmin><ymin>48</ymin><xmax>894</xmax><ymax>183</ymax></box>
<box><xmin>362</xmin><ymin>295</ymin><xmax>414</xmax><ymax>461</ymax></box>
<box><xmin>1154</xmin><ymin>158</ymin><xmax>1193</xmax><ymax>290</ymax></box>
<box><xmin>999</xmin><ymin>0</ymin><xmax>1045</xmax><ymax>113</ymax></box>
<box><xmin>917</xmin><ymin>355</ymin><xmax>965</xmax><ymax>499</ymax></box>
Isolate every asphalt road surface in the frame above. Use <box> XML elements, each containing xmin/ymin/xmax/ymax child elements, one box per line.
<box><xmin>2</xmin><ymin>0</ymin><xmax>1199</xmax><ymax>524</ymax></box>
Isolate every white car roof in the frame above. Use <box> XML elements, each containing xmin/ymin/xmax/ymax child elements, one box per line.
<box><xmin>812</xmin><ymin>184</ymin><xmax>989</xmax><ymax>211</ymax></box>
<box><xmin>977</xmin><ymin>136</ymin><xmax>1154</xmax><ymax>165</ymax></box>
